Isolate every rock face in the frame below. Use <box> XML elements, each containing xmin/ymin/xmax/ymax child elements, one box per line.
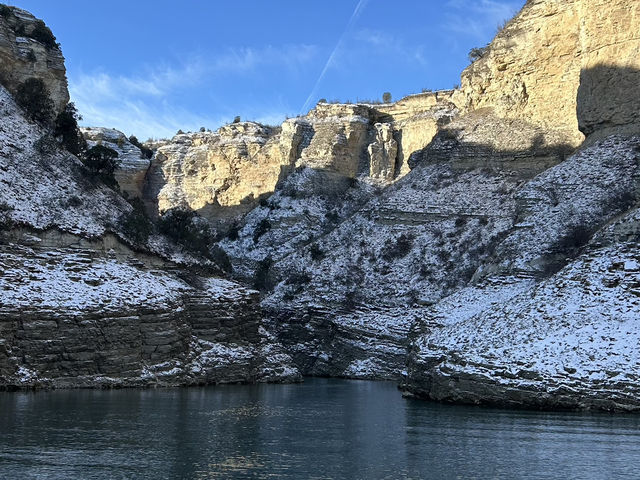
<box><xmin>0</xmin><ymin>6</ymin><xmax>68</xmax><ymax>113</ymax></box>
<box><xmin>402</xmin><ymin>135</ymin><xmax>640</xmax><ymax>410</ymax></box>
<box><xmin>143</xmin><ymin>99</ymin><xmax>458</xmax><ymax>228</ymax></box>
<box><xmin>216</xmin><ymin>0</ymin><xmax>640</xmax><ymax>409</ymax></box>
<box><xmin>0</xmin><ymin>229</ymin><xmax>298</xmax><ymax>388</ymax></box>
<box><xmin>5</xmin><ymin>1</ymin><xmax>640</xmax><ymax>409</ymax></box>
<box><xmin>81</xmin><ymin>127</ymin><xmax>151</xmax><ymax>200</ymax></box>
<box><xmin>367</xmin><ymin>123</ymin><xmax>397</xmax><ymax>181</ymax></box>
<box><xmin>145</xmin><ymin>122</ymin><xmax>299</xmax><ymax>225</ymax></box>
<box><xmin>455</xmin><ymin>0</ymin><xmax>640</xmax><ymax>146</ymax></box>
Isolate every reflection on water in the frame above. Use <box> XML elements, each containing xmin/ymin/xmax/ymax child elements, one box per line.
<box><xmin>1</xmin><ymin>378</ymin><xmax>639</xmax><ymax>479</ymax></box>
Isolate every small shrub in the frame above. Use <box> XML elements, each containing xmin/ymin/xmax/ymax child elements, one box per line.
<box><xmin>382</xmin><ymin>92</ymin><xmax>392</xmax><ymax>103</ymax></box>
<box><xmin>15</xmin><ymin>78</ymin><xmax>54</xmax><ymax>125</ymax></box>
<box><xmin>606</xmin><ymin>189</ymin><xmax>636</xmax><ymax>211</ymax></box>
<box><xmin>118</xmin><ymin>198</ymin><xmax>152</xmax><ymax>245</ymax></box>
<box><xmin>382</xmin><ymin>233</ymin><xmax>414</xmax><ymax>261</ymax></box>
<box><xmin>325</xmin><ymin>209</ymin><xmax>339</xmax><ymax>223</ymax></box>
<box><xmin>158</xmin><ymin>207</ymin><xmax>214</xmax><ymax>258</ymax></box>
<box><xmin>309</xmin><ymin>243</ymin><xmax>324</xmax><ymax>261</ymax></box>
<box><xmin>342</xmin><ymin>290</ymin><xmax>358</xmax><ymax>312</ymax></box>
<box><xmin>468</xmin><ymin>46</ymin><xmax>488</xmax><ymax>63</ymax></box>
<box><xmin>436</xmin><ymin>249</ymin><xmax>449</xmax><ymax>262</ymax></box>
<box><xmin>83</xmin><ymin>144</ymin><xmax>120</xmax><ymax>187</ymax></box>
<box><xmin>26</xmin><ymin>49</ymin><xmax>36</xmax><ymax>62</ymax></box>
<box><xmin>0</xmin><ymin>4</ymin><xmax>12</xmax><ymax>18</ymax></box>
<box><xmin>28</xmin><ymin>20</ymin><xmax>59</xmax><ymax>49</ymax></box>
<box><xmin>285</xmin><ymin>270</ymin><xmax>312</xmax><ymax>286</ymax></box>
<box><xmin>253</xmin><ymin>218</ymin><xmax>271</xmax><ymax>243</ymax></box>
<box><xmin>54</xmin><ymin>103</ymin><xmax>86</xmax><ymax>156</ymax></box>
<box><xmin>259</xmin><ymin>198</ymin><xmax>269</xmax><ymax>207</ymax></box>
<box><xmin>34</xmin><ymin>134</ymin><xmax>56</xmax><ymax>154</ymax></box>
<box><xmin>252</xmin><ymin>256</ymin><xmax>273</xmax><ymax>291</ymax></box>
<box><xmin>555</xmin><ymin>224</ymin><xmax>592</xmax><ymax>255</ymax></box>
<box><xmin>233</xmin><ymin>116</ymin><xmax>241</xmax><ymax>124</ymax></box>
<box><xmin>318</xmin><ymin>98</ymin><xmax>327</xmax><ymax>104</ymax></box>
<box><xmin>199</xmin><ymin>126</ymin><xmax>206</xmax><ymax>132</ymax></box>
<box><xmin>406</xmin><ymin>289</ymin><xmax>419</xmax><ymax>306</ymax></box>
<box><xmin>226</xmin><ymin>222</ymin><xmax>240</xmax><ymax>240</ymax></box>
<box><xmin>282</xmin><ymin>183</ymin><xmax>298</xmax><ymax>198</ymax></box>
<box><xmin>0</xmin><ymin>201</ymin><xmax>14</xmax><ymax>231</ymax></box>
<box><xmin>128</xmin><ymin>135</ymin><xmax>153</xmax><ymax>159</ymax></box>
<box><xmin>454</xmin><ymin>217</ymin><xmax>468</xmax><ymax>228</ymax></box>
<box><xmin>210</xmin><ymin>245</ymin><xmax>232</xmax><ymax>273</ymax></box>
<box><xmin>66</xmin><ymin>195</ymin><xmax>82</xmax><ymax>208</ymax></box>
<box><xmin>176</xmin><ymin>129</ymin><xmax>184</xmax><ymax>135</ymax></box>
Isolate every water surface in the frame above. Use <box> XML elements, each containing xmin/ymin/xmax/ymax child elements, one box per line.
<box><xmin>1</xmin><ymin>378</ymin><xmax>639</xmax><ymax>479</ymax></box>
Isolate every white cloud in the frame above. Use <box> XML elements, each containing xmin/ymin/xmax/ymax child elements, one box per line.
<box><xmin>444</xmin><ymin>0</ymin><xmax>524</xmax><ymax>41</ymax></box>
<box><xmin>353</xmin><ymin>28</ymin><xmax>429</xmax><ymax>66</ymax></box>
<box><xmin>69</xmin><ymin>44</ymin><xmax>317</xmax><ymax>139</ymax></box>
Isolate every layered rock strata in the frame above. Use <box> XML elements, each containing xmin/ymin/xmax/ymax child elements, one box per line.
<box><xmin>81</xmin><ymin>127</ymin><xmax>151</xmax><ymax>200</ymax></box>
<box><xmin>0</xmin><ymin>75</ymin><xmax>299</xmax><ymax>389</ymax></box>
<box><xmin>0</xmin><ymin>6</ymin><xmax>68</xmax><ymax>113</ymax></box>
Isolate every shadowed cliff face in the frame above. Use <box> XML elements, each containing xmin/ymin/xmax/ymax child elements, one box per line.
<box><xmin>577</xmin><ymin>65</ymin><xmax>640</xmax><ymax>137</ymax></box>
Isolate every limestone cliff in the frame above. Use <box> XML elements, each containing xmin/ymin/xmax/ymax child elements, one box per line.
<box><xmin>145</xmin><ymin>122</ymin><xmax>298</xmax><ymax>226</ymax></box>
<box><xmin>143</xmin><ymin>97</ymin><xmax>458</xmax><ymax>228</ymax></box>
<box><xmin>0</xmin><ymin>5</ymin><xmax>68</xmax><ymax>113</ymax></box>
<box><xmin>215</xmin><ymin>0</ymin><xmax>640</xmax><ymax>409</ymax></box>
<box><xmin>454</xmin><ymin>0</ymin><xmax>640</xmax><ymax>145</ymax></box>
<box><xmin>81</xmin><ymin>127</ymin><xmax>151</xmax><ymax>200</ymax></box>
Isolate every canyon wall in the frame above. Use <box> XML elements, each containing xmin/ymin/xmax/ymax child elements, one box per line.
<box><xmin>455</xmin><ymin>0</ymin><xmax>640</xmax><ymax>146</ymax></box>
<box><xmin>0</xmin><ymin>6</ymin><xmax>68</xmax><ymax>113</ymax></box>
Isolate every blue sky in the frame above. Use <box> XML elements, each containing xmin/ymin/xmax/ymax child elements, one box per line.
<box><xmin>12</xmin><ymin>0</ymin><xmax>523</xmax><ymax>140</ymax></box>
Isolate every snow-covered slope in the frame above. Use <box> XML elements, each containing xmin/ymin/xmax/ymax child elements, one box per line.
<box><xmin>0</xmin><ymin>84</ymin><xmax>300</xmax><ymax>389</ymax></box>
<box><xmin>402</xmin><ymin>136</ymin><xmax>640</xmax><ymax>410</ymax></box>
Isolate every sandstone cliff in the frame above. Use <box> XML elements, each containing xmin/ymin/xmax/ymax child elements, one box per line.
<box><xmin>454</xmin><ymin>0</ymin><xmax>640</xmax><ymax>145</ymax></box>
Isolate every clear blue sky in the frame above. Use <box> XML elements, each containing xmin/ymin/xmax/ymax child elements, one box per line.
<box><xmin>11</xmin><ymin>0</ymin><xmax>523</xmax><ymax>140</ymax></box>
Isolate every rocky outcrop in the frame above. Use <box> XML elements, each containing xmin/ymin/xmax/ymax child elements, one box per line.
<box><xmin>142</xmin><ymin>99</ymin><xmax>458</xmax><ymax>228</ymax></box>
<box><xmin>296</xmin><ymin>104</ymin><xmax>372</xmax><ymax>177</ymax></box>
<box><xmin>215</xmin><ymin>0</ymin><xmax>640</xmax><ymax>406</ymax></box>
<box><xmin>367</xmin><ymin>123</ymin><xmax>397</xmax><ymax>181</ymax></box>
<box><xmin>81</xmin><ymin>127</ymin><xmax>151</xmax><ymax>200</ymax></box>
<box><xmin>401</xmin><ymin>134</ymin><xmax>640</xmax><ymax>410</ymax></box>
<box><xmin>0</xmin><ymin>229</ymin><xmax>299</xmax><ymax>388</ymax></box>
<box><xmin>0</xmin><ymin>6</ymin><xmax>68</xmax><ymax>113</ymax></box>
<box><xmin>145</xmin><ymin>122</ymin><xmax>299</xmax><ymax>226</ymax></box>
<box><xmin>454</xmin><ymin>0</ymin><xmax>640</xmax><ymax>146</ymax></box>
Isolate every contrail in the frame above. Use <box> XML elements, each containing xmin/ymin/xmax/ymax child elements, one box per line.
<box><xmin>300</xmin><ymin>0</ymin><xmax>370</xmax><ymax>114</ymax></box>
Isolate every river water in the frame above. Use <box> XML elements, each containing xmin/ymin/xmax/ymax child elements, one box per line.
<box><xmin>1</xmin><ymin>378</ymin><xmax>639</xmax><ymax>479</ymax></box>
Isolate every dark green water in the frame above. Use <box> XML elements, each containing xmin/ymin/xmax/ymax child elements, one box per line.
<box><xmin>1</xmin><ymin>378</ymin><xmax>639</xmax><ymax>479</ymax></box>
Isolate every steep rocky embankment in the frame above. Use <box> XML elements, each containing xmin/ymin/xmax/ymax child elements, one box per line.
<box><xmin>400</xmin><ymin>0</ymin><xmax>640</xmax><ymax>410</ymax></box>
<box><xmin>0</xmin><ymin>5</ymin><xmax>299</xmax><ymax>389</ymax></box>
<box><xmin>213</xmin><ymin>0</ymin><xmax>640</xmax><ymax>409</ymax></box>
<box><xmin>3</xmin><ymin>0</ymin><xmax>640</xmax><ymax>411</ymax></box>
